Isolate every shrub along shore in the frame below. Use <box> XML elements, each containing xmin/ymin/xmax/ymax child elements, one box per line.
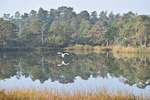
<box><xmin>0</xmin><ymin>89</ymin><xmax>149</xmax><ymax>100</ymax></box>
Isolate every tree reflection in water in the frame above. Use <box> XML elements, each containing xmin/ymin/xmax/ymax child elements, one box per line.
<box><xmin>0</xmin><ymin>51</ymin><xmax>150</xmax><ymax>88</ymax></box>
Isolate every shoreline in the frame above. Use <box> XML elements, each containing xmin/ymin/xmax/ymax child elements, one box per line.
<box><xmin>0</xmin><ymin>45</ymin><xmax>150</xmax><ymax>53</ymax></box>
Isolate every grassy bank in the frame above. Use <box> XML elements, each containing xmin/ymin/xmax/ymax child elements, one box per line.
<box><xmin>65</xmin><ymin>44</ymin><xmax>113</xmax><ymax>52</ymax></box>
<box><xmin>0</xmin><ymin>89</ymin><xmax>148</xmax><ymax>100</ymax></box>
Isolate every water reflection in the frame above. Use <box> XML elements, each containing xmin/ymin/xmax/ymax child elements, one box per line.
<box><xmin>0</xmin><ymin>51</ymin><xmax>150</xmax><ymax>89</ymax></box>
<box><xmin>57</xmin><ymin>61</ymin><xmax>69</xmax><ymax>66</ymax></box>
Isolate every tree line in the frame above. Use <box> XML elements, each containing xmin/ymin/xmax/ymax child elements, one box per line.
<box><xmin>0</xmin><ymin>6</ymin><xmax>150</xmax><ymax>48</ymax></box>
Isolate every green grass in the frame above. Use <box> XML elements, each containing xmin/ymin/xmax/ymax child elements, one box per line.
<box><xmin>0</xmin><ymin>88</ymin><xmax>149</xmax><ymax>100</ymax></box>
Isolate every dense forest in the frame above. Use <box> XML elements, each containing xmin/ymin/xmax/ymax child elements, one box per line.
<box><xmin>0</xmin><ymin>6</ymin><xmax>150</xmax><ymax>48</ymax></box>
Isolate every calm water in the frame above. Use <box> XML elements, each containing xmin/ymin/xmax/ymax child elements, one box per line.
<box><xmin>0</xmin><ymin>51</ymin><xmax>150</xmax><ymax>96</ymax></box>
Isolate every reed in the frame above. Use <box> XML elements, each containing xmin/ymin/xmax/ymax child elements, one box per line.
<box><xmin>0</xmin><ymin>88</ymin><xmax>148</xmax><ymax>100</ymax></box>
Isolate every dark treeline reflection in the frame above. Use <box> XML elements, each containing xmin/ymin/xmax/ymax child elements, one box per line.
<box><xmin>0</xmin><ymin>51</ymin><xmax>150</xmax><ymax>89</ymax></box>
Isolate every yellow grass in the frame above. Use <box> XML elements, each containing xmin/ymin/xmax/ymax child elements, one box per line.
<box><xmin>65</xmin><ymin>44</ymin><xmax>113</xmax><ymax>52</ymax></box>
<box><xmin>65</xmin><ymin>44</ymin><xmax>94</xmax><ymax>51</ymax></box>
<box><xmin>0</xmin><ymin>88</ymin><xmax>148</xmax><ymax>100</ymax></box>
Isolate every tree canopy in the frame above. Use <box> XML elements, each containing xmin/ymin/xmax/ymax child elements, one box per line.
<box><xmin>0</xmin><ymin>6</ymin><xmax>150</xmax><ymax>48</ymax></box>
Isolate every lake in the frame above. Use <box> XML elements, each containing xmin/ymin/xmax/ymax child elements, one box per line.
<box><xmin>0</xmin><ymin>51</ymin><xmax>150</xmax><ymax>96</ymax></box>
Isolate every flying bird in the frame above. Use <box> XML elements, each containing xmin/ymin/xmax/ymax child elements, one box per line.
<box><xmin>57</xmin><ymin>52</ymin><xmax>69</xmax><ymax>58</ymax></box>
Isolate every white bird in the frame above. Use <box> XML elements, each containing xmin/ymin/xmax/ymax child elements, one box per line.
<box><xmin>57</xmin><ymin>52</ymin><xmax>69</xmax><ymax>58</ymax></box>
<box><xmin>57</xmin><ymin>61</ymin><xmax>69</xmax><ymax>66</ymax></box>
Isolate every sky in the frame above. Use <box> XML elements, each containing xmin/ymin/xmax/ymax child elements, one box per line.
<box><xmin>0</xmin><ymin>0</ymin><xmax>150</xmax><ymax>17</ymax></box>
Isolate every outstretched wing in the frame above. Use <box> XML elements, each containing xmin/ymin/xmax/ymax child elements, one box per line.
<box><xmin>58</xmin><ymin>64</ymin><xmax>62</xmax><ymax>66</ymax></box>
<box><xmin>64</xmin><ymin>53</ymin><xmax>69</xmax><ymax>55</ymax></box>
<box><xmin>64</xmin><ymin>63</ymin><xmax>69</xmax><ymax>65</ymax></box>
<box><xmin>57</xmin><ymin>52</ymin><xmax>62</xmax><ymax>54</ymax></box>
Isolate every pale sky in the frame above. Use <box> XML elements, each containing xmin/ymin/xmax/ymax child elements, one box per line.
<box><xmin>0</xmin><ymin>0</ymin><xmax>149</xmax><ymax>17</ymax></box>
